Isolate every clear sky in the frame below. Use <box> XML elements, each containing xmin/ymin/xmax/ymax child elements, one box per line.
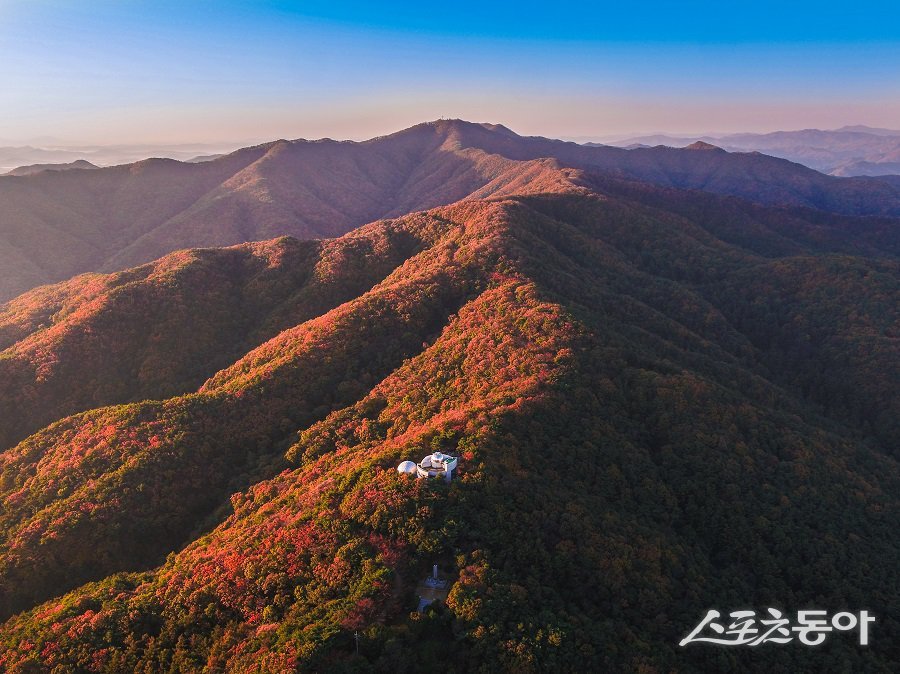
<box><xmin>1</xmin><ymin>0</ymin><xmax>899</xmax><ymax>144</ymax></box>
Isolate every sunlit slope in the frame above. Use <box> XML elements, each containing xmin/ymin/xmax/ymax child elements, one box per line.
<box><xmin>0</xmin><ymin>189</ymin><xmax>898</xmax><ymax>671</ymax></box>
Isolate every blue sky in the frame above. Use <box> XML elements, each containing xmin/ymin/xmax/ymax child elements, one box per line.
<box><xmin>1</xmin><ymin>0</ymin><xmax>899</xmax><ymax>143</ymax></box>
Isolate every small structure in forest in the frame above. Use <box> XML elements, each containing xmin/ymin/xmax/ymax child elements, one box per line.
<box><xmin>416</xmin><ymin>451</ymin><xmax>458</xmax><ymax>482</ymax></box>
<box><xmin>396</xmin><ymin>460</ymin><xmax>418</xmax><ymax>475</ymax></box>
<box><xmin>416</xmin><ymin>564</ymin><xmax>450</xmax><ymax>612</ymax></box>
<box><xmin>396</xmin><ymin>451</ymin><xmax>458</xmax><ymax>482</ymax></box>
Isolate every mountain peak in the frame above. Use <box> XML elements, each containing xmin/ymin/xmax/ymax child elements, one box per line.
<box><xmin>5</xmin><ymin>158</ymin><xmax>98</xmax><ymax>176</ymax></box>
<box><xmin>400</xmin><ymin>119</ymin><xmax>521</xmax><ymax>139</ymax></box>
<box><xmin>834</xmin><ymin>124</ymin><xmax>900</xmax><ymax>136</ymax></box>
<box><xmin>684</xmin><ymin>140</ymin><xmax>724</xmax><ymax>151</ymax></box>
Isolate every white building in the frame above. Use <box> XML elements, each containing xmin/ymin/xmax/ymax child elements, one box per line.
<box><xmin>396</xmin><ymin>460</ymin><xmax>418</xmax><ymax>475</ymax></box>
<box><xmin>417</xmin><ymin>452</ymin><xmax>458</xmax><ymax>482</ymax></box>
<box><xmin>397</xmin><ymin>452</ymin><xmax>458</xmax><ymax>482</ymax></box>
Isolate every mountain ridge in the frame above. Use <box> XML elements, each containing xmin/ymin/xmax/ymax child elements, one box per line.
<box><xmin>0</xmin><ymin>169</ymin><xmax>899</xmax><ymax>669</ymax></box>
<box><xmin>604</xmin><ymin>125</ymin><xmax>900</xmax><ymax>176</ymax></box>
<box><xmin>4</xmin><ymin>119</ymin><xmax>900</xmax><ymax>302</ymax></box>
<box><xmin>4</xmin><ymin>159</ymin><xmax>98</xmax><ymax>177</ymax></box>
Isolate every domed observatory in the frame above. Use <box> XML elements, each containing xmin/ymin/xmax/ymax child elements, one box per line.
<box><xmin>416</xmin><ymin>451</ymin><xmax>458</xmax><ymax>482</ymax></box>
<box><xmin>397</xmin><ymin>451</ymin><xmax>459</xmax><ymax>482</ymax></box>
<box><xmin>396</xmin><ymin>460</ymin><xmax>418</xmax><ymax>475</ymax></box>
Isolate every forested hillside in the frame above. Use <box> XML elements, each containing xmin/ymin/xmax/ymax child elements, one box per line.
<box><xmin>1</xmin><ymin>178</ymin><xmax>899</xmax><ymax>671</ymax></box>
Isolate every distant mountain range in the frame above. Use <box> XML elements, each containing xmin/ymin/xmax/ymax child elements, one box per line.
<box><xmin>599</xmin><ymin>125</ymin><xmax>900</xmax><ymax>176</ymax></box>
<box><xmin>0</xmin><ymin>142</ymin><xmax>248</xmax><ymax>175</ymax></box>
<box><xmin>4</xmin><ymin>119</ymin><xmax>900</xmax><ymax>302</ymax></box>
<box><xmin>4</xmin><ymin>159</ymin><xmax>98</xmax><ymax>177</ymax></box>
<box><xmin>0</xmin><ymin>121</ymin><xmax>899</xmax><ymax>669</ymax></box>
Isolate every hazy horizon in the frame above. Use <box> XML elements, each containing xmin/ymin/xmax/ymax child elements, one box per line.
<box><xmin>3</xmin><ymin>120</ymin><xmax>900</xmax><ymax>152</ymax></box>
<box><xmin>2</xmin><ymin>1</ymin><xmax>899</xmax><ymax>145</ymax></box>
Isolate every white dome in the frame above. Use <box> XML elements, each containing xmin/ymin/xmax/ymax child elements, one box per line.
<box><xmin>397</xmin><ymin>460</ymin><xmax>418</xmax><ymax>474</ymax></box>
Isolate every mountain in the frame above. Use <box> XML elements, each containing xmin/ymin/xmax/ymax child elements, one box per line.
<box><xmin>0</xmin><ymin>146</ymin><xmax>90</xmax><ymax>176</ymax></box>
<box><xmin>0</xmin><ymin>163</ymin><xmax>899</xmax><ymax>671</ymax></box>
<box><xmin>4</xmin><ymin>119</ymin><xmax>900</xmax><ymax>304</ymax></box>
<box><xmin>0</xmin><ymin>142</ymin><xmax>251</xmax><ymax>175</ymax></box>
<box><xmin>185</xmin><ymin>153</ymin><xmax>226</xmax><ymax>163</ymax></box>
<box><xmin>836</xmin><ymin>125</ymin><xmax>900</xmax><ymax>137</ymax></box>
<box><xmin>4</xmin><ymin>159</ymin><xmax>98</xmax><ymax>177</ymax></box>
<box><xmin>607</xmin><ymin>127</ymin><xmax>900</xmax><ymax>176</ymax></box>
<box><xmin>0</xmin><ymin>121</ymin><xmax>578</xmax><ymax>302</ymax></box>
<box><xmin>0</xmin><ymin>223</ymin><xmax>442</xmax><ymax>452</ymax></box>
<box><xmin>586</xmin><ymin>134</ymin><xmax>701</xmax><ymax>148</ymax></box>
<box><xmin>831</xmin><ymin>156</ymin><xmax>900</xmax><ymax>177</ymax></box>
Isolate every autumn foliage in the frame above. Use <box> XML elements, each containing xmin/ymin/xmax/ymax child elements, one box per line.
<box><xmin>0</xmin><ymin>175</ymin><xmax>899</xmax><ymax>672</ymax></box>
